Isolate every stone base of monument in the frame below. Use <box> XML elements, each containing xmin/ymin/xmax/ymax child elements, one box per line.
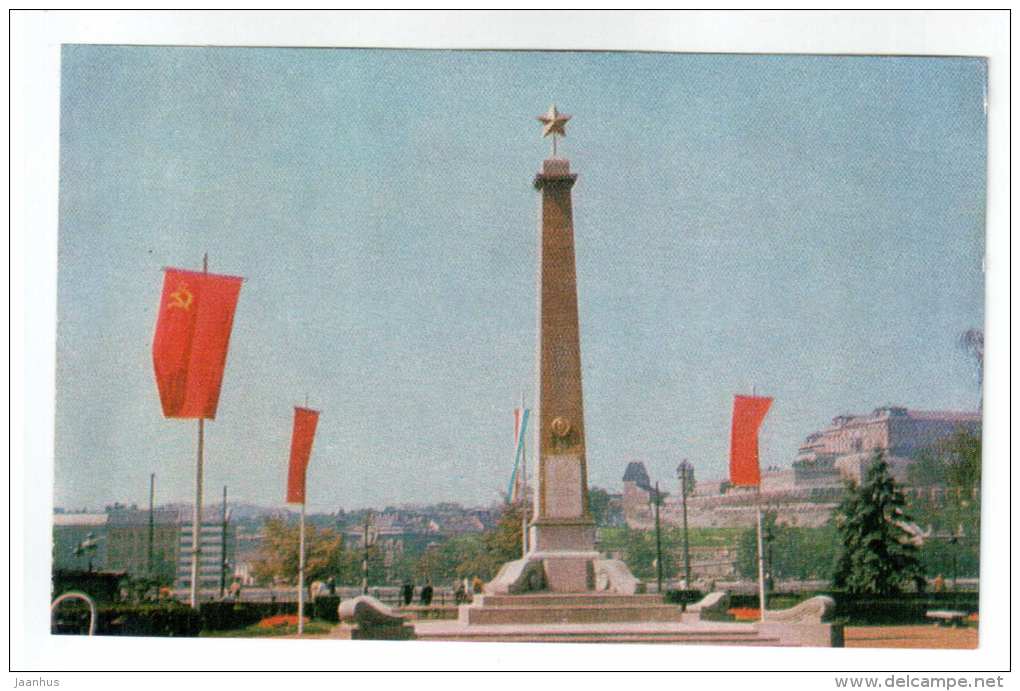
<box><xmin>460</xmin><ymin>593</ymin><xmax>680</xmax><ymax>626</ymax></box>
<box><xmin>411</xmin><ymin>593</ymin><xmax>842</xmax><ymax>647</ymax></box>
<box><xmin>486</xmin><ymin>554</ymin><xmax>641</xmax><ymax>595</ymax></box>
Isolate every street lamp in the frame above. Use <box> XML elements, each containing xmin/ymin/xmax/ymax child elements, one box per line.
<box><xmin>361</xmin><ymin>512</ymin><xmax>378</xmax><ymax>595</ymax></box>
<box><xmin>649</xmin><ymin>482</ymin><xmax>664</xmax><ymax>593</ymax></box>
<box><xmin>675</xmin><ymin>460</ymin><xmax>694</xmax><ymax>589</ymax></box>
<box><xmin>764</xmin><ymin>518</ymin><xmax>775</xmax><ymax>593</ymax></box>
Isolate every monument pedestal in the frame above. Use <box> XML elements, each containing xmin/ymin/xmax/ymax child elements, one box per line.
<box><xmin>529</xmin><ymin>518</ymin><xmax>598</xmax><ymax>591</ymax></box>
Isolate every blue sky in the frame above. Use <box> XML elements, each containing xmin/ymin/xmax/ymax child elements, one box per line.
<box><xmin>55</xmin><ymin>47</ymin><xmax>986</xmax><ymax>511</ymax></box>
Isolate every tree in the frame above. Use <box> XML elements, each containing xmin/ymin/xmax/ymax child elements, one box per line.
<box><xmin>737</xmin><ymin>513</ymin><xmax>837</xmax><ymax>581</ymax></box>
<box><xmin>957</xmin><ymin>328</ymin><xmax>984</xmax><ymax>408</ymax></box>
<box><xmin>250</xmin><ymin>517</ymin><xmax>351</xmax><ymax>586</ymax></box>
<box><xmin>832</xmin><ymin>452</ymin><xmax>925</xmax><ymax>595</ymax></box>
<box><xmin>483</xmin><ymin>500</ymin><xmax>526</xmax><ymax>565</ymax></box>
<box><xmin>940</xmin><ymin>429</ymin><xmax>982</xmax><ymax>498</ymax></box>
<box><xmin>414</xmin><ymin>501</ymin><xmax>527</xmax><ymax>585</ymax></box>
<box><xmin>908</xmin><ymin>429</ymin><xmax>981</xmax><ymax>493</ymax></box>
<box><xmin>588</xmin><ymin>487</ymin><xmax>612</xmax><ymax>527</ymax></box>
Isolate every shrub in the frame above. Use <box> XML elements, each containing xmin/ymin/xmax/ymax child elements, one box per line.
<box><xmin>664</xmin><ymin>589</ymin><xmax>703</xmax><ymax>606</ymax></box>
<box><xmin>52</xmin><ymin>603</ymin><xmax>201</xmax><ymax>637</ymax></box>
<box><xmin>200</xmin><ymin>601</ymin><xmax>293</xmax><ymax>631</ymax></box>
<box><xmin>312</xmin><ymin>595</ymin><xmax>341</xmax><ymax>623</ymax></box>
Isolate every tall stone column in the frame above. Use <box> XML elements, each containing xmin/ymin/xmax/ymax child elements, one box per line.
<box><xmin>484</xmin><ymin>108</ymin><xmax>638</xmax><ymax>597</ymax></box>
<box><xmin>528</xmin><ymin>156</ymin><xmax>599</xmax><ymax>592</ymax></box>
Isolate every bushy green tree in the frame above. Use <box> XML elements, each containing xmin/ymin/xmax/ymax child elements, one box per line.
<box><xmin>414</xmin><ymin>501</ymin><xmax>528</xmax><ymax>585</ymax></box>
<box><xmin>251</xmin><ymin>517</ymin><xmax>353</xmax><ymax>586</ymax></box>
<box><xmin>832</xmin><ymin>453</ymin><xmax>925</xmax><ymax>594</ymax></box>
<box><xmin>588</xmin><ymin>487</ymin><xmax>612</xmax><ymax>527</ymax></box>
<box><xmin>908</xmin><ymin>429</ymin><xmax>981</xmax><ymax>494</ymax></box>
<box><xmin>736</xmin><ymin>513</ymin><xmax>837</xmax><ymax>581</ymax></box>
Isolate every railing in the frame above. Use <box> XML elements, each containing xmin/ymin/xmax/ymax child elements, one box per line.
<box><xmin>51</xmin><ymin>591</ymin><xmax>97</xmax><ymax>636</ymax></box>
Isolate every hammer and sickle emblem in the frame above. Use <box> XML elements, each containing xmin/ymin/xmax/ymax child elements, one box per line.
<box><xmin>167</xmin><ymin>283</ymin><xmax>194</xmax><ymax>311</ymax></box>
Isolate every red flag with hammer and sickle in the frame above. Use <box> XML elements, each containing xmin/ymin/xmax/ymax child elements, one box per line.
<box><xmin>152</xmin><ymin>268</ymin><xmax>243</xmax><ymax>419</ymax></box>
<box><xmin>729</xmin><ymin>394</ymin><xmax>773</xmax><ymax>487</ymax></box>
<box><xmin>287</xmin><ymin>407</ymin><xmax>320</xmax><ymax>504</ymax></box>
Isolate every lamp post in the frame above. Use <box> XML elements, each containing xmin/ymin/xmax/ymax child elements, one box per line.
<box><xmin>676</xmin><ymin>460</ymin><xmax>694</xmax><ymax>589</ymax></box>
<box><xmin>764</xmin><ymin>516</ymin><xmax>775</xmax><ymax>593</ymax></box>
<box><xmin>361</xmin><ymin>512</ymin><xmax>377</xmax><ymax>595</ymax></box>
<box><xmin>651</xmin><ymin>482</ymin><xmax>663</xmax><ymax>593</ymax></box>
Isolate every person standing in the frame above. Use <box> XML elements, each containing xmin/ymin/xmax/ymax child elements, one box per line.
<box><xmin>401</xmin><ymin>580</ymin><xmax>414</xmax><ymax>606</ymax></box>
<box><xmin>421</xmin><ymin>580</ymin><xmax>434</xmax><ymax>606</ymax></box>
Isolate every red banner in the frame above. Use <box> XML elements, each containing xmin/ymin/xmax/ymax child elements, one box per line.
<box><xmin>729</xmin><ymin>395</ymin><xmax>773</xmax><ymax>487</ymax></box>
<box><xmin>152</xmin><ymin>268</ymin><xmax>243</xmax><ymax>419</ymax></box>
<box><xmin>287</xmin><ymin>407</ymin><xmax>320</xmax><ymax>504</ymax></box>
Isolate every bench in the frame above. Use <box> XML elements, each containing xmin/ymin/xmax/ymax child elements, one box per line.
<box><xmin>926</xmin><ymin>610</ymin><xmax>968</xmax><ymax>627</ymax></box>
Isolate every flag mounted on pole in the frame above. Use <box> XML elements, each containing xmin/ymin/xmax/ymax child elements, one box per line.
<box><xmin>508</xmin><ymin>407</ymin><xmax>530</xmax><ymax>501</ymax></box>
<box><xmin>152</xmin><ymin>268</ymin><xmax>243</xmax><ymax>419</ymax></box>
<box><xmin>286</xmin><ymin>407</ymin><xmax>320</xmax><ymax>504</ymax></box>
<box><xmin>729</xmin><ymin>394</ymin><xmax>773</xmax><ymax>487</ymax></box>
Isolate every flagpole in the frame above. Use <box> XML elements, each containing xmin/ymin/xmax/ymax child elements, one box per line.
<box><xmin>189</xmin><ymin>254</ymin><xmax>209</xmax><ymax>608</ymax></box>
<box><xmin>750</xmin><ymin>383</ymin><xmax>766</xmax><ymax>623</ymax></box>
<box><xmin>520</xmin><ymin>391</ymin><xmax>528</xmax><ymax>559</ymax></box>
<box><xmin>756</xmin><ymin>492</ymin><xmax>766</xmax><ymax>623</ymax></box>
<box><xmin>297</xmin><ymin>394</ymin><xmax>309</xmax><ymax>636</ymax></box>
<box><xmin>298</xmin><ymin>499</ymin><xmax>306</xmax><ymax>636</ymax></box>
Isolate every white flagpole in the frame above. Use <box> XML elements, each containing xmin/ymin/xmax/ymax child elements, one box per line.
<box><xmin>756</xmin><ymin>494</ymin><xmax>766</xmax><ymax>622</ymax></box>
<box><xmin>298</xmin><ymin>499</ymin><xmax>306</xmax><ymax>635</ymax></box>
<box><xmin>750</xmin><ymin>383</ymin><xmax>766</xmax><ymax>623</ymax></box>
<box><xmin>189</xmin><ymin>253</ymin><xmax>209</xmax><ymax>609</ymax></box>
<box><xmin>520</xmin><ymin>391</ymin><xmax>528</xmax><ymax>559</ymax></box>
<box><xmin>190</xmin><ymin>419</ymin><xmax>203</xmax><ymax>608</ymax></box>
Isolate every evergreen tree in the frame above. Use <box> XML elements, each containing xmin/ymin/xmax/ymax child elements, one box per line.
<box><xmin>832</xmin><ymin>452</ymin><xmax>926</xmax><ymax>594</ymax></box>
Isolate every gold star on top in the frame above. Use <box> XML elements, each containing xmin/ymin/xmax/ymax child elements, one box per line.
<box><xmin>538</xmin><ymin>103</ymin><xmax>571</xmax><ymax>137</ymax></box>
<box><xmin>537</xmin><ymin>104</ymin><xmax>571</xmax><ymax>138</ymax></box>
<box><xmin>537</xmin><ymin>105</ymin><xmax>570</xmax><ymax>156</ymax></box>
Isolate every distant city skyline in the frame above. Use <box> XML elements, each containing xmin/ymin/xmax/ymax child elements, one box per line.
<box><xmin>56</xmin><ymin>48</ymin><xmax>986</xmax><ymax>510</ymax></box>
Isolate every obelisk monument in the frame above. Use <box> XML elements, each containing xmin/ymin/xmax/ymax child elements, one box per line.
<box><xmin>487</xmin><ymin>107</ymin><xmax>637</xmax><ymax>595</ymax></box>
<box><xmin>527</xmin><ymin>105</ymin><xmax>599</xmax><ymax>591</ymax></box>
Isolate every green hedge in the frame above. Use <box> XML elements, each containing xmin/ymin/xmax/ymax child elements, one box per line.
<box><xmin>828</xmin><ymin>591</ymin><xmax>978</xmax><ymax>626</ymax></box>
<box><xmin>664</xmin><ymin>589</ymin><xmax>704</xmax><ymax>606</ymax></box>
<box><xmin>312</xmin><ymin>596</ymin><xmax>341</xmax><ymax>623</ymax></box>
<box><xmin>200</xmin><ymin>601</ymin><xmax>294</xmax><ymax>631</ymax></box>
<box><xmin>52</xmin><ymin>603</ymin><xmax>202</xmax><ymax>637</ymax></box>
<box><xmin>728</xmin><ymin>591</ymin><xmax>979</xmax><ymax>626</ymax></box>
<box><xmin>199</xmin><ymin>598</ymin><xmax>344</xmax><ymax>631</ymax></box>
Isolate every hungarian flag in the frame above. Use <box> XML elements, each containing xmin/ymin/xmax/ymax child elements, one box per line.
<box><xmin>152</xmin><ymin>268</ymin><xmax>243</xmax><ymax>419</ymax></box>
<box><xmin>729</xmin><ymin>395</ymin><xmax>773</xmax><ymax>487</ymax></box>
<box><xmin>508</xmin><ymin>407</ymin><xmax>530</xmax><ymax>501</ymax></box>
<box><xmin>286</xmin><ymin>407</ymin><xmax>320</xmax><ymax>504</ymax></box>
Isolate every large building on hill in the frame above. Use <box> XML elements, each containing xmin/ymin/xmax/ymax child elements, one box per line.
<box><xmin>794</xmin><ymin>407</ymin><xmax>980</xmax><ymax>485</ymax></box>
<box><xmin>622</xmin><ymin>407</ymin><xmax>981</xmax><ymax>531</ymax></box>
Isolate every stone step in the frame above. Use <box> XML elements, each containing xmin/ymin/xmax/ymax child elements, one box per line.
<box><xmin>418</xmin><ymin>633</ymin><xmax>784</xmax><ymax>645</ymax></box>
<box><xmin>414</xmin><ymin>622</ymin><xmax>783</xmax><ymax>645</ymax></box>
<box><xmin>463</xmin><ymin>603</ymin><xmax>685</xmax><ymax>626</ymax></box>
<box><xmin>479</xmin><ymin>593</ymin><xmax>666</xmax><ymax>608</ymax></box>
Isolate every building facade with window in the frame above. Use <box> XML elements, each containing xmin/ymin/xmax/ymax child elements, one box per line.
<box><xmin>175</xmin><ymin>520</ymin><xmax>237</xmax><ymax>594</ymax></box>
